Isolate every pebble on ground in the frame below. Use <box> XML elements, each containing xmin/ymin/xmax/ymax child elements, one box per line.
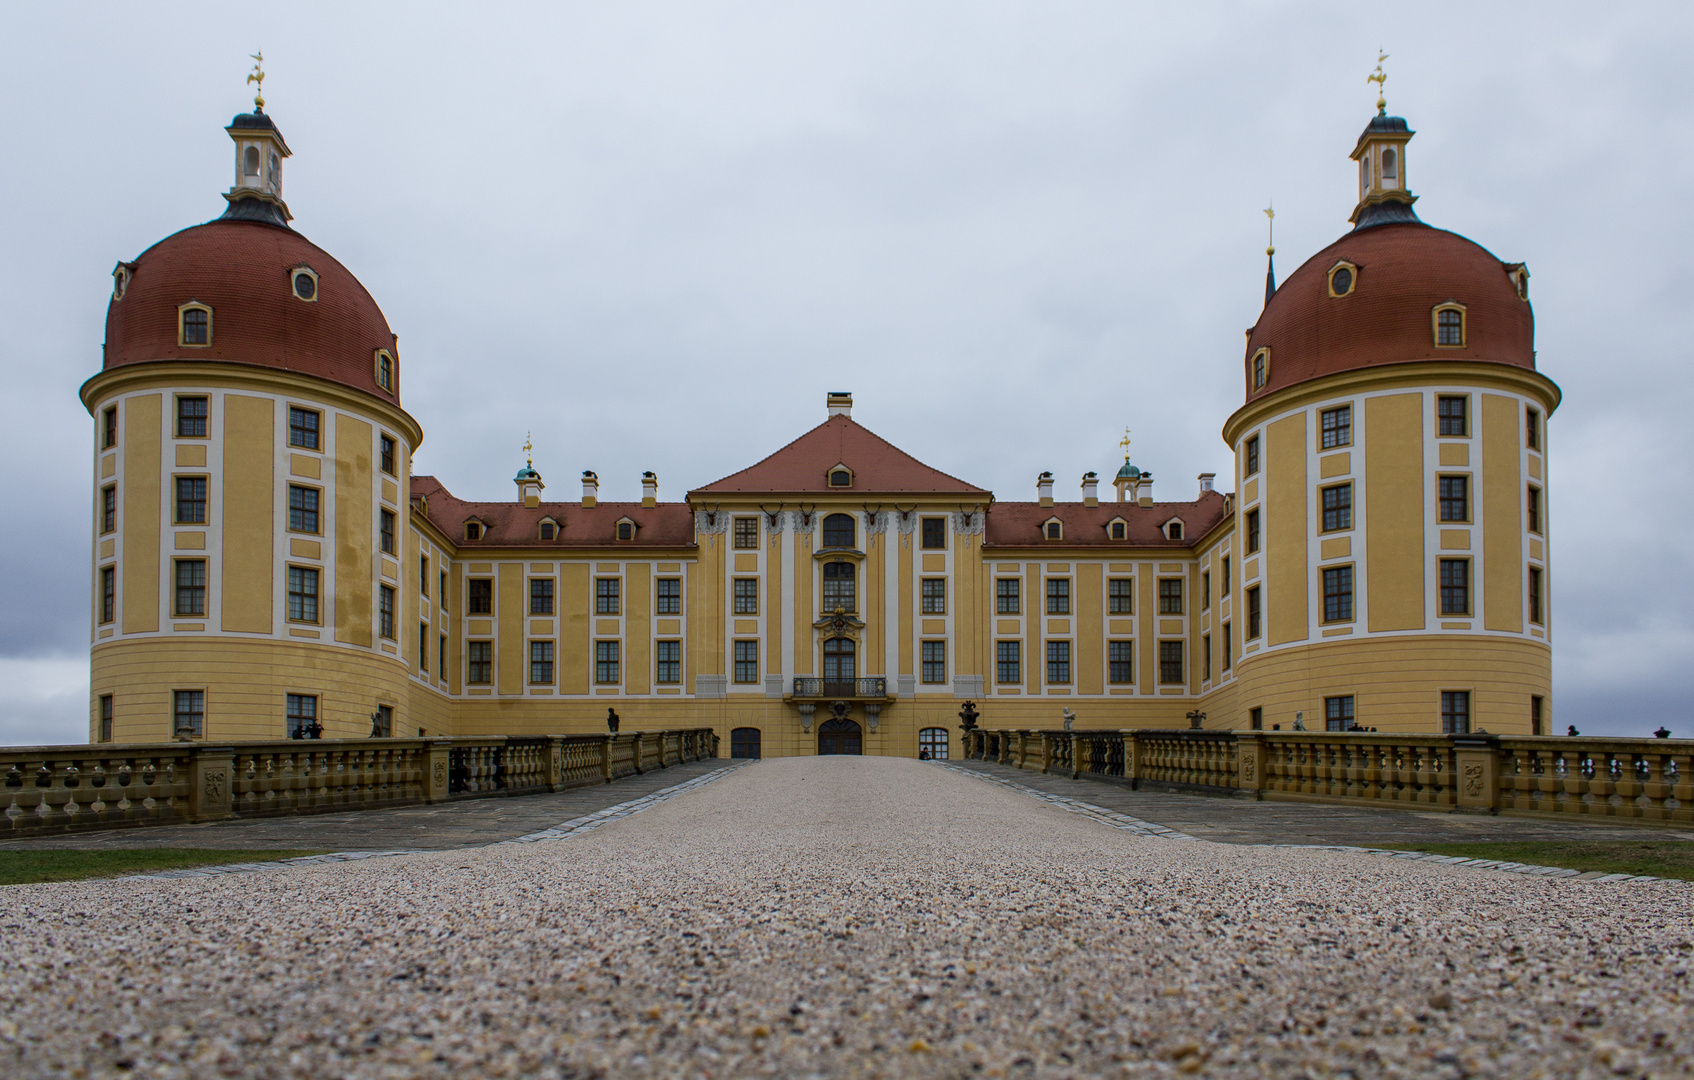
<box><xmin>1</xmin><ymin>756</ymin><xmax>1690</xmax><ymax>1078</ymax></box>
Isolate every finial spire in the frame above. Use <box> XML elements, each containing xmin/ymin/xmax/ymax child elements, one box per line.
<box><xmin>523</xmin><ymin>432</ymin><xmax>534</xmax><ymax>468</ymax></box>
<box><xmin>1368</xmin><ymin>50</ymin><xmax>1389</xmax><ymax>115</ymax></box>
<box><xmin>1119</xmin><ymin>427</ymin><xmax>1132</xmax><ymax>462</ymax></box>
<box><xmin>247</xmin><ymin>51</ymin><xmax>266</xmax><ymax>112</ymax></box>
<box><xmin>1262</xmin><ymin>203</ymin><xmax>1278</xmax><ymax>306</ymax></box>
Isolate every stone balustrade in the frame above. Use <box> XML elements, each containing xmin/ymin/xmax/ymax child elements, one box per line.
<box><xmin>0</xmin><ymin>729</ymin><xmax>719</xmax><ymax>839</ymax></box>
<box><xmin>963</xmin><ymin>728</ymin><xmax>1694</xmax><ymax>824</ymax></box>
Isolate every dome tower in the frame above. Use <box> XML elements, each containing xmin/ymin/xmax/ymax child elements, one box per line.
<box><xmin>1218</xmin><ymin>97</ymin><xmax>1559</xmax><ymax>736</ymax></box>
<box><xmin>80</xmin><ymin>85</ymin><xmax>436</xmax><ymax>743</ymax></box>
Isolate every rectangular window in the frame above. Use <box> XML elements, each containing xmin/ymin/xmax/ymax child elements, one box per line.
<box><xmin>173</xmin><ymin>689</ymin><xmax>204</xmax><ymax>738</ymax></box>
<box><xmin>100</xmin><ymin>566</ymin><xmax>115</xmax><ymax>624</ymax></box>
<box><xmin>439</xmin><ymin>634</ymin><xmax>447</xmax><ymax>682</ymax></box>
<box><xmin>287</xmin><ymin>566</ymin><xmax>319</xmax><ymax>623</ymax></box>
<box><xmin>733</xmin><ymin>517</ymin><xmax>759</xmax><ymax>549</ymax></box>
<box><xmin>174</xmin><ymin>559</ymin><xmax>206</xmax><ymax>616</ymax></box>
<box><xmin>1321</xmin><ymin>483</ymin><xmax>1352</xmax><ymax>531</ymax></box>
<box><xmin>1244</xmin><ymin>435</ymin><xmax>1260</xmax><ymax>476</ymax></box>
<box><xmin>921</xmin><ymin>518</ymin><xmax>946</xmax><ymax>549</ymax></box>
<box><xmin>1322</xmin><ymin>565</ymin><xmax>1354</xmax><ymax>623</ymax></box>
<box><xmin>380</xmin><ymin>509</ymin><xmax>395</xmax><ymax>554</ymax></box>
<box><xmin>1246</xmin><ymin>509</ymin><xmax>1261</xmax><ymax>554</ymax></box>
<box><xmin>468</xmin><ymin>578</ymin><xmax>492</xmax><ymax>615</ymax></box>
<box><xmin>1046</xmin><ymin>640</ymin><xmax>1071</xmax><ymax>684</ymax></box>
<box><xmin>1438</xmin><ymin>395</ymin><xmax>1469</xmax><ymax>437</ymax></box>
<box><xmin>656</xmin><ymin>640</ymin><xmax>681</xmax><ymax>684</ymax></box>
<box><xmin>1159</xmin><ymin>641</ymin><xmax>1184</xmax><ymax>684</ymax></box>
<box><xmin>1108</xmin><ymin>578</ymin><xmax>1133</xmax><ymax>615</ymax></box>
<box><xmin>921</xmin><ymin>578</ymin><xmax>946</xmax><ymax>615</ymax></box>
<box><xmin>286</xmin><ymin>694</ymin><xmax>317</xmax><ymax>738</ymax></box>
<box><xmin>1320</xmin><ymin>405</ymin><xmax>1352</xmax><ymax>449</ymax></box>
<box><xmin>288</xmin><ymin>406</ymin><xmax>320</xmax><ymax>450</ymax></box>
<box><xmin>1529</xmin><ymin>566</ymin><xmax>1544</xmax><ymax>624</ymax></box>
<box><xmin>1221</xmin><ymin>556</ymin><xmax>1231</xmax><ymax>595</ymax></box>
<box><xmin>175</xmin><ymin>476</ymin><xmax>207</xmax><ymax>524</ymax></box>
<box><xmin>1046</xmin><ymin>578</ymin><xmax>1070</xmax><ymax>615</ymax></box>
<box><xmin>1438</xmin><ymin>475</ymin><xmax>1469</xmax><ymax>522</ymax></box>
<box><xmin>1439</xmin><ymin>559</ymin><xmax>1470</xmax><ymax>615</ymax></box>
<box><xmin>1527</xmin><ymin>486</ymin><xmax>1542</xmax><ymax>534</ymax></box>
<box><xmin>921</xmin><ymin>640</ymin><xmax>946</xmax><ymax>683</ymax></box>
<box><xmin>1246</xmin><ymin>586</ymin><xmax>1261</xmax><ymax>640</ymax></box>
<box><xmin>1441</xmin><ymin>690</ymin><xmax>1471</xmax><ymax>734</ymax></box>
<box><xmin>1531</xmin><ymin>694</ymin><xmax>1544</xmax><ymax>736</ymax></box>
<box><xmin>596</xmin><ymin>578</ymin><xmax>621</xmax><ymax>615</ymax></box>
<box><xmin>379</xmin><ymin>434</ymin><xmax>396</xmax><ymax>475</ymax></box>
<box><xmin>101</xmin><ymin>485</ymin><xmax>116</xmax><ymax>533</ymax></box>
<box><xmin>440</xmin><ymin>571</ymin><xmax>448</xmax><ymax>610</ymax></box>
<box><xmin>1202</xmin><ymin>570</ymin><xmax>1211</xmax><ymax>610</ymax></box>
<box><xmin>733</xmin><ymin>578</ymin><xmax>759</xmax><ymax>615</ymax></box>
<box><xmin>996</xmin><ymin>578</ymin><xmax>1021</xmax><ymax>615</ymax></box>
<box><xmin>733</xmin><ymin>640</ymin><xmax>759</xmax><ymax>683</ymax></box>
<box><xmin>98</xmin><ymin>694</ymin><xmax>113</xmax><ymax>742</ymax></box>
<box><xmin>103</xmin><ymin>406</ymin><xmax>117</xmax><ymax>450</ymax></box>
<box><xmin>288</xmin><ymin>485</ymin><xmax>319</xmax><ymax>533</ymax></box>
<box><xmin>1222</xmin><ymin>622</ymin><xmax>1232</xmax><ymax>670</ymax></box>
<box><xmin>379</xmin><ymin>585</ymin><xmax>395</xmax><ymax>639</ymax></box>
<box><xmin>1325</xmin><ymin>695</ymin><xmax>1355</xmax><ymax>732</ymax></box>
<box><xmin>420</xmin><ymin>557</ymin><xmax>429</xmax><ymax>597</ymax></box>
<box><xmin>656</xmin><ymin>577</ymin><xmax>682</xmax><ymax>615</ymax></box>
<box><xmin>1249</xmin><ymin>706</ymin><xmax>1262</xmax><ymax>731</ymax></box>
<box><xmin>1203</xmin><ymin>634</ymin><xmax>1212</xmax><ymax>680</ymax></box>
<box><xmin>1158</xmin><ymin>578</ymin><xmax>1183</xmax><ymax>615</ymax></box>
<box><xmin>996</xmin><ymin>641</ymin><xmax>1021</xmax><ymax>684</ymax></box>
<box><xmin>596</xmin><ymin>640</ymin><xmax>620</xmax><ymax>684</ymax></box>
<box><xmin>419</xmin><ymin>624</ymin><xmax>428</xmax><ymax>671</ymax></box>
<box><xmin>467</xmin><ymin>640</ymin><xmax>492</xmax><ymax>684</ymax></box>
<box><xmin>372</xmin><ymin>704</ymin><xmax>392</xmax><ymax>738</ymax></box>
<box><xmin>530</xmin><ymin>578</ymin><xmax>555</xmax><ymax>615</ymax></box>
<box><xmin>1108</xmin><ymin>641</ymin><xmax>1133</xmax><ymax>684</ymax></box>
<box><xmin>1526</xmin><ymin>406</ymin><xmax>1541</xmax><ymax>451</ymax></box>
<box><xmin>176</xmin><ymin>396</ymin><xmax>208</xmax><ymax>438</ymax></box>
<box><xmin>530</xmin><ymin>641</ymin><xmax>554</xmax><ymax>684</ymax></box>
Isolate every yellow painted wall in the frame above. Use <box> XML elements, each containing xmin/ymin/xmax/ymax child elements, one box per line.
<box><xmin>1265</xmin><ymin>412</ymin><xmax>1308</xmax><ymax>645</ymax></box>
<box><xmin>1482</xmin><ymin>394</ymin><xmax>1524</xmax><ymax>633</ymax></box>
<box><xmin>222</xmin><ymin>395</ymin><xmax>274</xmax><ymax>633</ymax></box>
<box><xmin>1365</xmin><ymin>393</ymin><xmax>1425</xmax><ymax>632</ymax></box>
<box><xmin>121</xmin><ymin>394</ymin><xmax>161</xmax><ymax>634</ymax></box>
<box><xmin>333</xmin><ymin>414</ymin><xmax>374</xmax><ymax>647</ymax></box>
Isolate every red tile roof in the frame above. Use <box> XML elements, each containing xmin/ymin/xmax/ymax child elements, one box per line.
<box><xmin>984</xmin><ymin>492</ymin><xmax>1230</xmax><ymax>549</ymax></box>
<box><xmin>411</xmin><ymin>476</ymin><xmax>696</xmax><ymax>549</ymax></box>
<box><xmin>690</xmin><ymin>415</ymin><xmax>988</xmax><ymax>496</ymax></box>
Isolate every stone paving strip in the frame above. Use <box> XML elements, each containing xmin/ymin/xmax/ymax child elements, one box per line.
<box><xmin>933</xmin><ymin>760</ymin><xmax>1666</xmax><ymax>884</ymax></box>
<box><xmin>125</xmin><ymin>762</ymin><xmax>748</xmax><ymax>880</ymax></box>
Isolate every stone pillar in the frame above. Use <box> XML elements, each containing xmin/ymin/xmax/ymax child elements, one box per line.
<box><xmin>1235</xmin><ymin>732</ymin><xmax>1264</xmax><ymax>799</ymax></box>
<box><xmin>424</xmin><ymin>740</ymin><xmax>452</xmax><ymax>803</ymax></box>
<box><xmin>632</xmin><ymin>732</ymin><xmax>646</xmax><ymax>774</ymax></box>
<box><xmin>1453</xmin><ymin>735</ymin><xmax>1501</xmax><ymax>813</ymax></box>
<box><xmin>601</xmin><ymin>735</ymin><xmax>614</xmax><ymax>784</ymax></box>
<box><xmin>188</xmin><ymin>745</ymin><xmax>234</xmax><ymax>822</ymax></box>
<box><xmin>544</xmin><ymin>737</ymin><xmax>564</xmax><ymax>792</ymax></box>
<box><xmin>1125</xmin><ymin>731</ymin><xmax>1141</xmax><ymax>786</ymax></box>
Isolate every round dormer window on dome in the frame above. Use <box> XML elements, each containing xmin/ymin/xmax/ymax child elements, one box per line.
<box><xmin>291</xmin><ymin>266</ymin><xmax>318</xmax><ymax>301</ymax></box>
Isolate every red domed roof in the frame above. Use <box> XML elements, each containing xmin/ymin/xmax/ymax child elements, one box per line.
<box><xmin>1244</xmin><ymin>222</ymin><xmax>1533</xmax><ymax>400</ymax></box>
<box><xmin>103</xmin><ymin>218</ymin><xmax>400</xmax><ymax>402</ymax></box>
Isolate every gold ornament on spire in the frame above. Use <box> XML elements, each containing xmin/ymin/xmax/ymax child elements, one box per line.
<box><xmin>523</xmin><ymin>432</ymin><xmax>534</xmax><ymax>468</ymax></box>
<box><xmin>1263</xmin><ymin>202</ymin><xmax>1275</xmax><ymax>257</ymax></box>
<box><xmin>1119</xmin><ymin>427</ymin><xmax>1132</xmax><ymax>462</ymax></box>
<box><xmin>247</xmin><ymin>50</ymin><xmax>266</xmax><ymax>111</ymax></box>
<box><xmin>1368</xmin><ymin>50</ymin><xmax>1389</xmax><ymax>114</ymax></box>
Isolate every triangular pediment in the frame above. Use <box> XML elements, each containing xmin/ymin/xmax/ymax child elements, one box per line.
<box><xmin>690</xmin><ymin>415</ymin><xmax>987</xmax><ymax>496</ymax></box>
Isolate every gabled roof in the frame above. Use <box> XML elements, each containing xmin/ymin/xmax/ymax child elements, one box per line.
<box><xmin>690</xmin><ymin>415</ymin><xmax>988</xmax><ymax>497</ymax></box>
<box><xmin>411</xmin><ymin>476</ymin><xmax>695</xmax><ymax>549</ymax></box>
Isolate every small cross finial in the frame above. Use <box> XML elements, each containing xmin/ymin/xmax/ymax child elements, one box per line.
<box><xmin>1368</xmin><ymin>50</ymin><xmax>1389</xmax><ymax>114</ymax></box>
<box><xmin>1119</xmin><ymin>427</ymin><xmax>1132</xmax><ymax>461</ymax></box>
<box><xmin>247</xmin><ymin>50</ymin><xmax>266</xmax><ymax>111</ymax></box>
<box><xmin>523</xmin><ymin>432</ymin><xmax>533</xmax><ymax>468</ymax></box>
<box><xmin>1263</xmin><ymin>202</ymin><xmax>1275</xmax><ymax>256</ymax></box>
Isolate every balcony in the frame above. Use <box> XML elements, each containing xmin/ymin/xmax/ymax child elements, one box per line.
<box><xmin>791</xmin><ymin>677</ymin><xmax>889</xmax><ymax>701</ymax></box>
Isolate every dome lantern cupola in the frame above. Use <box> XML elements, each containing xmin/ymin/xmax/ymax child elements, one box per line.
<box><xmin>220</xmin><ymin>52</ymin><xmax>292</xmax><ymax>227</ymax></box>
<box><xmin>515</xmin><ymin>435</ymin><xmax>545</xmax><ymax>507</ymax></box>
<box><xmin>1349</xmin><ymin>53</ymin><xmax>1420</xmax><ymax>230</ymax></box>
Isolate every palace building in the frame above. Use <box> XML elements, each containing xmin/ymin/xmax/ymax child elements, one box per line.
<box><xmin>80</xmin><ymin>89</ymin><xmax>1559</xmax><ymax>756</ymax></box>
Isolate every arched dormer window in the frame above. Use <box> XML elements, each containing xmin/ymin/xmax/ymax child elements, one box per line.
<box><xmin>179</xmin><ymin>302</ymin><xmax>211</xmax><ymax>347</ymax></box>
<box><xmin>827</xmin><ymin>463</ymin><xmax>854</xmax><ymax>488</ymax></box>
<box><xmin>1108</xmin><ymin>518</ymin><xmax>1128</xmax><ymax>541</ymax></box>
<box><xmin>290</xmin><ymin>266</ymin><xmax>318</xmax><ymax>302</ymax></box>
<box><xmin>1043</xmin><ymin>518</ymin><xmax>1063</xmax><ymax>541</ymax></box>
<box><xmin>464</xmin><ymin>520</ymin><xmax>484</xmax><ymax>541</ymax></box>
<box><xmin>616</xmin><ymin>518</ymin><xmax>636</xmax><ymax>541</ymax></box>
<box><xmin>1250</xmin><ymin>347</ymin><xmax>1270</xmax><ymax>392</ymax></box>
<box><xmin>111</xmin><ymin>263</ymin><xmax>132</xmax><ymax>301</ymax></box>
<box><xmin>1434</xmin><ymin>303</ymin><xmax>1466</xmax><ymax>348</ymax></box>
<box><xmin>244</xmin><ymin>145</ymin><xmax>260</xmax><ymax>176</ymax></box>
<box><xmin>821</xmin><ymin>513</ymin><xmax>856</xmax><ymax>549</ymax></box>
<box><xmin>374</xmin><ymin>350</ymin><xmax>395</xmax><ymax>392</ymax></box>
<box><xmin>1328</xmin><ymin>261</ymin><xmax>1357</xmax><ymax>298</ymax></box>
<box><xmin>539</xmin><ymin>518</ymin><xmax>557</xmax><ymax>541</ymax></box>
<box><xmin>1165</xmin><ymin>520</ymin><xmax>1184</xmax><ymax>541</ymax></box>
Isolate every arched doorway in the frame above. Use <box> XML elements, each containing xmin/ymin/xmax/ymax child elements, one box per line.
<box><xmin>818</xmin><ymin>717</ymin><xmax>862</xmax><ymax>756</ymax></box>
<box><xmin>822</xmin><ymin>636</ymin><xmax>856</xmax><ymax>695</ymax></box>
<box><xmin>730</xmin><ymin>727</ymin><xmax>762</xmax><ymax>759</ymax></box>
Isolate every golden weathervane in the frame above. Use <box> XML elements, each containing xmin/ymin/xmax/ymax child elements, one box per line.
<box><xmin>247</xmin><ymin>51</ymin><xmax>266</xmax><ymax>110</ymax></box>
<box><xmin>523</xmin><ymin>432</ymin><xmax>534</xmax><ymax>468</ymax></box>
<box><xmin>1263</xmin><ymin>202</ymin><xmax>1275</xmax><ymax>257</ymax></box>
<box><xmin>1368</xmin><ymin>50</ymin><xmax>1389</xmax><ymax>114</ymax></box>
<box><xmin>1119</xmin><ymin>427</ymin><xmax>1132</xmax><ymax>462</ymax></box>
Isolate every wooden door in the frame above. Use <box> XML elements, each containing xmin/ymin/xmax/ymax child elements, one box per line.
<box><xmin>817</xmin><ymin>717</ymin><xmax>862</xmax><ymax>756</ymax></box>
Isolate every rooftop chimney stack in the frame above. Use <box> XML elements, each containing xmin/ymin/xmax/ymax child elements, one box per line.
<box><xmin>581</xmin><ymin>470</ymin><xmax>599</xmax><ymax>509</ymax></box>
<box><xmin>1037</xmin><ymin>471</ymin><xmax>1055</xmax><ymax>508</ymax></box>
<box><xmin>1081</xmin><ymin>471</ymin><xmax>1099</xmax><ymax>507</ymax></box>
<box><xmin>826</xmin><ymin>391</ymin><xmax>853</xmax><ymax>419</ymax></box>
<box><xmin>1198</xmin><ymin>472</ymin><xmax>1216</xmax><ymax>495</ymax></box>
<box><xmin>641</xmin><ymin>471</ymin><xmax>658</xmax><ymax>508</ymax></box>
<box><xmin>1137</xmin><ymin>472</ymin><xmax>1154</xmax><ymax>508</ymax></box>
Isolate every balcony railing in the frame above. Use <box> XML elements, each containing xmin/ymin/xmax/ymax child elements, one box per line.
<box><xmin>792</xmin><ymin>677</ymin><xmax>888</xmax><ymax>699</ymax></box>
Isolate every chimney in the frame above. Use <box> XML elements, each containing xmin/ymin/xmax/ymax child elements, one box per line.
<box><xmin>1037</xmin><ymin>471</ymin><xmax>1054</xmax><ymax>508</ymax></box>
<box><xmin>1198</xmin><ymin>472</ymin><xmax>1216</xmax><ymax>495</ymax></box>
<box><xmin>581</xmin><ymin>470</ymin><xmax>599</xmax><ymax>509</ymax></box>
<box><xmin>826</xmin><ymin>391</ymin><xmax>853</xmax><ymax>418</ymax></box>
<box><xmin>641</xmin><ymin>471</ymin><xmax>658</xmax><ymax>508</ymax></box>
<box><xmin>1080</xmin><ymin>471</ymin><xmax>1099</xmax><ymax>507</ymax></box>
<box><xmin>1137</xmin><ymin>472</ymin><xmax>1154</xmax><ymax>508</ymax></box>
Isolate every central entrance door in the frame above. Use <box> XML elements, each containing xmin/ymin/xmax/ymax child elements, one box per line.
<box><xmin>818</xmin><ymin>717</ymin><xmax>862</xmax><ymax>756</ymax></box>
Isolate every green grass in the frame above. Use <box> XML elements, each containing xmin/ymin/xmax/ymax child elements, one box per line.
<box><xmin>0</xmin><ymin>849</ymin><xmax>328</xmax><ymax>886</ymax></box>
<box><xmin>1384</xmin><ymin>841</ymin><xmax>1694</xmax><ymax>882</ymax></box>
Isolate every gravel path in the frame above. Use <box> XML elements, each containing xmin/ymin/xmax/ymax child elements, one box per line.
<box><xmin>3</xmin><ymin>757</ymin><xmax>1691</xmax><ymax>1078</ymax></box>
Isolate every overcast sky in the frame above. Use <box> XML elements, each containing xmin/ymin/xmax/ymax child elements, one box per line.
<box><xmin>3</xmin><ymin>1</ymin><xmax>1689</xmax><ymax>743</ymax></box>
